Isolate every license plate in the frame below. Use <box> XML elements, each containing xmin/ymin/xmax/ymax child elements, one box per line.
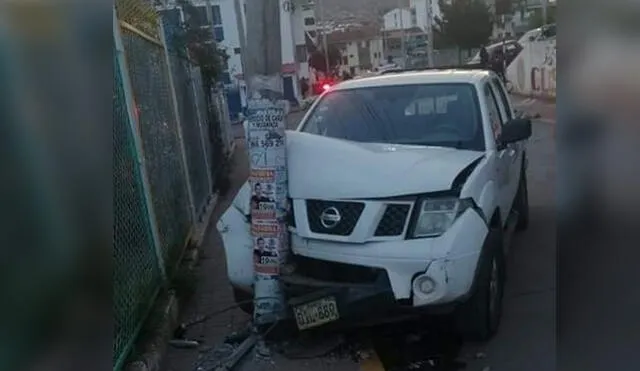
<box><xmin>293</xmin><ymin>297</ymin><xmax>340</xmax><ymax>330</ymax></box>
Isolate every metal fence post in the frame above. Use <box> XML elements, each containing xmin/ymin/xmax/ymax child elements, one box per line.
<box><xmin>113</xmin><ymin>9</ymin><xmax>166</xmax><ymax>280</ymax></box>
<box><xmin>158</xmin><ymin>18</ymin><xmax>197</xmax><ymax>224</ymax></box>
<box><xmin>189</xmin><ymin>66</ymin><xmax>214</xmax><ymax>193</ymax></box>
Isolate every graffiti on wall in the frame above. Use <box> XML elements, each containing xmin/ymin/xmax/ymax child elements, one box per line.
<box><xmin>531</xmin><ymin>41</ymin><xmax>556</xmax><ymax>96</ymax></box>
<box><xmin>511</xmin><ymin>39</ymin><xmax>556</xmax><ymax>98</ymax></box>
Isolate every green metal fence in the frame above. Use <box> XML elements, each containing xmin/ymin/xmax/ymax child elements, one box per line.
<box><xmin>113</xmin><ymin>3</ymin><xmax>228</xmax><ymax>369</ymax></box>
<box><xmin>113</xmin><ymin>56</ymin><xmax>164</xmax><ymax>369</ymax></box>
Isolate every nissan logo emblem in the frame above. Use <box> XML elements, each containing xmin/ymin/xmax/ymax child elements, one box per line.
<box><xmin>319</xmin><ymin>207</ymin><xmax>341</xmax><ymax>229</ymax></box>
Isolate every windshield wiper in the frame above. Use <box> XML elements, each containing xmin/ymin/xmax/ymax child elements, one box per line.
<box><xmin>394</xmin><ymin>140</ymin><xmax>467</xmax><ymax>149</ymax></box>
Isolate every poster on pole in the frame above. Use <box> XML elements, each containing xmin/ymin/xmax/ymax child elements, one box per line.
<box><xmin>247</xmin><ymin>105</ymin><xmax>287</xmax><ymax>170</ymax></box>
<box><xmin>253</xmin><ymin>236</ymin><xmax>280</xmax><ymax>275</ymax></box>
<box><xmin>247</xmin><ymin>87</ymin><xmax>289</xmax><ymax>324</ymax></box>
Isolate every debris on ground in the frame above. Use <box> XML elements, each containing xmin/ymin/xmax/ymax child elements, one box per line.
<box><xmin>169</xmin><ymin>339</ymin><xmax>200</xmax><ymax>349</ymax></box>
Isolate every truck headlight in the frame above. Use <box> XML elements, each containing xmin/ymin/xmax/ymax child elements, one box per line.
<box><xmin>409</xmin><ymin>198</ymin><xmax>476</xmax><ymax>238</ymax></box>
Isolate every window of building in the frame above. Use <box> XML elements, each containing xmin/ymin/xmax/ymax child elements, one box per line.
<box><xmin>214</xmin><ymin>26</ymin><xmax>225</xmax><ymax>42</ymax></box>
<box><xmin>295</xmin><ymin>45</ymin><xmax>307</xmax><ymax>63</ymax></box>
<box><xmin>349</xmin><ymin>54</ymin><xmax>354</xmax><ymax>58</ymax></box>
<box><xmin>221</xmin><ymin>72</ymin><xmax>232</xmax><ymax>85</ymax></box>
<box><xmin>193</xmin><ymin>6</ymin><xmax>209</xmax><ymax>26</ymax></box>
<box><xmin>234</xmin><ymin>47</ymin><xmax>241</xmax><ymax>54</ymax></box>
<box><xmin>304</xmin><ymin>17</ymin><xmax>315</xmax><ymax>26</ymax></box>
<box><xmin>211</xmin><ymin>5</ymin><xmax>222</xmax><ymax>25</ymax></box>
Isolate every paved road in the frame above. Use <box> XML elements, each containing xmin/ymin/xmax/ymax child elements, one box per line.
<box><xmin>455</xmin><ymin>118</ymin><xmax>555</xmax><ymax>371</ymax></box>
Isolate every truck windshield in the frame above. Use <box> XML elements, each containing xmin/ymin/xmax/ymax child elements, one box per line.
<box><xmin>300</xmin><ymin>83</ymin><xmax>485</xmax><ymax>150</ymax></box>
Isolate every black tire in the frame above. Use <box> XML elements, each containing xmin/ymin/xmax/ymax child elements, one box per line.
<box><xmin>515</xmin><ymin>165</ymin><xmax>530</xmax><ymax>231</ymax></box>
<box><xmin>233</xmin><ymin>287</ymin><xmax>254</xmax><ymax>315</ymax></box>
<box><xmin>454</xmin><ymin>227</ymin><xmax>506</xmax><ymax>342</ymax></box>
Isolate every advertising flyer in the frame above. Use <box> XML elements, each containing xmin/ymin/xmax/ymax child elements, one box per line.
<box><xmin>250</xmin><ymin>199</ymin><xmax>277</xmax><ymax>222</ymax></box>
<box><xmin>251</xmin><ymin>223</ymin><xmax>282</xmax><ymax>237</ymax></box>
<box><xmin>247</xmin><ymin>106</ymin><xmax>287</xmax><ymax>170</ymax></box>
<box><xmin>250</xmin><ymin>167</ymin><xmax>289</xmax><ymax>221</ymax></box>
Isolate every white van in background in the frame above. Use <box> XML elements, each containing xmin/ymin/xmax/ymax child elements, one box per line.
<box><xmin>518</xmin><ymin>24</ymin><xmax>556</xmax><ymax>47</ymax></box>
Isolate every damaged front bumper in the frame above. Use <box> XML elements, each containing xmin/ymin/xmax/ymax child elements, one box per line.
<box><xmin>279</xmin><ymin>255</ymin><xmax>464</xmax><ymax>331</ymax></box>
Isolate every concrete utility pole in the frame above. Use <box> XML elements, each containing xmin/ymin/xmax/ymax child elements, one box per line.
<box><xmin>233</xmin><ymin>0</ymin><xmax>247</xmax><ymax>82</ymax></box>
<box><xmin>244</xmin><ymin>0</ymin><xmax>283</xmax><ymax>93</ymax></box>
<box><xmin>398</xmin><ymin>0</ymin><xmax>406</xmax><ymax>67</ymax></box>
<box><xmin>541</xmin><ymin>0</ymin><xmax>548</xmax><ymax>26</ymax></box>
<box><xmin>317</xmin><ymin>0</ymin><xmax>330</xmax><ymax>76</ymax></box>
<box><xmin>242</xmin><ymin>0</ymin><xmax>288</xmax><ymax>360</ymax></box>
<box><xmin>426</xmin><ymin>0</ymin><xmax>434</xmax><ymax>67</ymax></box>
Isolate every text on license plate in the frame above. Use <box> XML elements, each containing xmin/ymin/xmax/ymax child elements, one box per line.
<box><xmin>293</xmin><ymin>297</ymin><xmax>340</xmax><ymax>330</ymax></box>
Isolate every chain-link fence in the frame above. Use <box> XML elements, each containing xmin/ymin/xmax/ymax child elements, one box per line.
<box><xmin>113</xmin><ymin>56</ymin><xmax>164</xmax><ymax>369</ymax></box>
<box><xmin>113</xmin><ymin>1</ymin><xmax>233</xmax><ymax>368</ymax></box>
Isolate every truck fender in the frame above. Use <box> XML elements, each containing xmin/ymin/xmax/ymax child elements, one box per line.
<box><xmin>475</xmin><ymin>180</ymin><xmax>499</xmax><ymax>224</ymax></box>
<box><xmin>217</xmin><ymin>197</ymin><xmax>254</xmax><ymax>291</ymax></box>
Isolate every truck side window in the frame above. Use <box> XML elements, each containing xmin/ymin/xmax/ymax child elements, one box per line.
<box><xmin>490</xmin><ymin>79</ymin><xmax>513</xmax><ymax>121</ymax></box>
<box><xmin>484</xmin><ymin>84</ymin><xmax>504</xmax><ymax>141</ymax></box>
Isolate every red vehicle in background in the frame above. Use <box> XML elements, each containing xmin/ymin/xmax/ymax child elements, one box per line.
<box><xmin>311</xmin><ymin>77</ymin><xmax>337</xmax><ymax>95</ymax></box>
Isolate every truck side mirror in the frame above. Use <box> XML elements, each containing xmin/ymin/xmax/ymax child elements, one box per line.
<box><xmin>499</xmin><ymin>118</ymin><xmax>532</xmax><ymax>145</ymax></box>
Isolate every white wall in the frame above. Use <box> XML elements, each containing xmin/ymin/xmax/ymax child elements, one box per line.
<box><xmin>382</xmin><ymin>8</ymin><xmax>413</xmax><ymax>31</ymax></box>
<box><xmin>507</xmin><ymin>39</ymin><xmax>556</xmax><ymax>98</ymax></box>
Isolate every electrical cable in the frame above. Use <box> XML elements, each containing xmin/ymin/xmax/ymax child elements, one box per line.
<box><xmin>179</xmin><ymin>296</ymin><xmax>285</xmax><ymax>330</ymax></box>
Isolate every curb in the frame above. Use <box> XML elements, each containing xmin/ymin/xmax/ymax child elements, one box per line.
<box><xmin>510</xmin><ymin>92</ymin><xmax>556</xmax><ymax>104</ymax></box>
<box><xmin>124</xmin><ymin>290</ymin><xmax>180</xmax><ymax>371</ymax></box>
<box><xmin>123</xmin><ymin>225</ymin><xmax>206</xmax><ymax>371</ymax></box>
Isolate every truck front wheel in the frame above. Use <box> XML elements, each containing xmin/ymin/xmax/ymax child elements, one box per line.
<box><xmin>454</xmin><ymin>227</ymin><xmax>506</xmax><ymax>342</ymax></box>
<box><xmin>233</xmin><ymin>287</ymin><xmax>254</xmax><ymax>315</ymax></box>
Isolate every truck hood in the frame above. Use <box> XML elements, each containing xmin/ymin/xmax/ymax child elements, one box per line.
<box><xmin>287</xmin><ymin>132</ymin><xmax>484</xmax><ymax>199</ymax></box>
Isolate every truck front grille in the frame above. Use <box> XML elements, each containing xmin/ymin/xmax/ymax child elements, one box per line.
<box><xmin>306</xmin><ymin>199</ymin><xmax>365</xmax><ymax>236</ymax></box>
<box><xmin>374</xmin><ymin>204</ymin><xmax>411</xmax><ymax>237</ymax></box>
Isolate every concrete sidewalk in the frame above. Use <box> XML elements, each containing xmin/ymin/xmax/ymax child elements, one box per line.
<box><xmin>162</xmin><ymin>109</ymin><xmax>358</xmax><ymax>371</ymax></box>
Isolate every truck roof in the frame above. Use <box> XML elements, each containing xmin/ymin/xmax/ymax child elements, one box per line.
<box><xmin>333</xmin><ymin>69</ymin><xmax>491</xmax><ymax>91</ymax></box>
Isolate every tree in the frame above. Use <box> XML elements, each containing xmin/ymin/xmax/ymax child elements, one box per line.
<box><xmin>308</xmin><ymin>45</ymin><xmax>342</xmax><ymax>73</ymax></box>
<box><xmin>437</xmin><ymin>0</ymin><xmax>493</xmax><ymax>50</ymax></box>
<box><xmin>174</xmin><ymin>0</ymin><xmax>229</xmax><ymax>91</ymax></box>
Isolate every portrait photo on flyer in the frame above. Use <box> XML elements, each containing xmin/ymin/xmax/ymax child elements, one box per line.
<box><xmin>253</xmin><ymin>236</ymin><xmax>280</xmax><ymax>275</ymax></box>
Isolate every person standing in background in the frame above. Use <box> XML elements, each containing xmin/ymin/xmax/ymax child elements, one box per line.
<box><xmin>300</xmin><ymin>77</ymin><xmax>309</xmax><ymax>98</ymax></box>
<box><xmin>479</xmin><ymin>44</ymin><xmax>490</xmax><ymax>68</ymax></box>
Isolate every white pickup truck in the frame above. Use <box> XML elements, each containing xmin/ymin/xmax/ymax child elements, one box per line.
<box><xmin>219</xmin><ymin>69</ymin><xmax>532</xmax><ymax>341</ymax></box>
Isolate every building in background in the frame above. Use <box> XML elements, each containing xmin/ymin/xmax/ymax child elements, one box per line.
<box><xmin>382</xmin><ymin>8</ymin><xmax>414</xmax><ymax>30</ymax></box>
<box><xmin>381</xmin><ymin>26</ymin><xmax>426</xmax><ymax>67</ymax></box>
<box><xmin>409</xmin><ymin>0</ymin><xmax>440</xmax><ymax>34</ymax></box>
<box><xmin>157</xmin><ymin>0</ymin><xmax>312</xmax><ymax>113</ymax></box>
<box><xmin>157</xmin><ymin>0</ymin><xmax>245</xmax><ymax>118</ymax></box>
<box><xmin>327</xmin><ymin>27</ymin><xmax>384</xmax><ymax>76</ymax></box>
